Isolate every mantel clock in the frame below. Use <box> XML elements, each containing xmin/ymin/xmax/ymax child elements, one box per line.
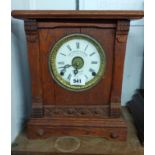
<box><xmin>12</xmin><ymin>10</ymin><xmax>143</xmax><ymax>140</ymax></box>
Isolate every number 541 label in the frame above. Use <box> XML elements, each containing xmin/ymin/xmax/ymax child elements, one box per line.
<box><xmin>70</xmin><ymin>75</ymin><xmax>85</xmax><ymax>85</ymax></box>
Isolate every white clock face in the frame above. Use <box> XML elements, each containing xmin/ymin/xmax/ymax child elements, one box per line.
<box><xmin>49</xmin><ymin>34</ymin><xmax>106</xmax><ymax>91</ymax></box>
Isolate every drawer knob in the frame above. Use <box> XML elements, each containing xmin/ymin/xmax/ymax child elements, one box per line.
<box><xmin>110</xmin><ymin>132</ymin><xmax>118</xmax><ymax>139</ymax></box>
<box><xmin>37</xmin><ymin>129</ymin><xmax>44</xmax><ymax>136</ymax></box>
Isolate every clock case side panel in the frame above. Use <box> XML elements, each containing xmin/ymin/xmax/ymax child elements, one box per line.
<box><xmin>24</xmin><ymin>19</ymin><xmax>44</xmax><ymax>118</ymax></box>
<box><xmin>110</xmin><ymin>20</ymin><xmax>130</xmax><ymax>117</ymax></box>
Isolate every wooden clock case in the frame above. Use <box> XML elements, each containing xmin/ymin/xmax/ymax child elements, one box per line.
<box><xmin>12</xmin><ymin>10</ymin><xmax>143</xmax><ymax>140</ymax></box>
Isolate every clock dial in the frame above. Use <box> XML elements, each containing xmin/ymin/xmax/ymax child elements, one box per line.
<box><xmin>49</xmin><ymin>34</ymin><xmax>106</xmax><ymax>91</ymax></box>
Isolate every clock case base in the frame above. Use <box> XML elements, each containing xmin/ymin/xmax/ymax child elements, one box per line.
<box><xmin>27</xmin><ymin>116</ymin><xmax>127</xmax><ymax>141</ymax></box>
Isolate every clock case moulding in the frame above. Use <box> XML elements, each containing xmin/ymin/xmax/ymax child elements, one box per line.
<box><xmin>11</xmin><ymin>10</ymin><xmax>144</xmax><ymax>140</ymax></box>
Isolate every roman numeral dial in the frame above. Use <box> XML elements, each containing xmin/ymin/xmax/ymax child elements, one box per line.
<box><xmin>76</xmin><ymin>42</ymin><xmax>80</xmax><ymax>49</ymax></box>
<box><xmin>49</xmin><ymin>34</ymin><xmax>106</xmax><ymax>91</ymax></box>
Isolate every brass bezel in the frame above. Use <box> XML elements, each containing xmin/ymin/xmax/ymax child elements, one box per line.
<box><xmin>49</xmin><ymin>33</ymin><xmax>106</xmax><ymax>92</ymax></box>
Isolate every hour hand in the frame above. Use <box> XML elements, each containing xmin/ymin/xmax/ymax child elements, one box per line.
<box><xmin>74</xmin><ymin>68</ymin><xmax>78</xmax><ymax>75</ymax></box>
<box><xmin>73</xmin><ymin>64</ymin><xmax>78</xmax><ymax>75</ymax></box>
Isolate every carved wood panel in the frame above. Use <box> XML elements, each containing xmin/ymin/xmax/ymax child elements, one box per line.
<box><xmin>44</xmin><ymin>105</ymin><xmax>109</xmax><ymax>117</ymax></box>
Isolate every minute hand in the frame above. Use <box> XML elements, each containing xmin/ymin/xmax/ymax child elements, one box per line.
<box><xmin>59</xmin><ymin>64</ymin><xmax>72</xmax><ymax>69</ymax></box>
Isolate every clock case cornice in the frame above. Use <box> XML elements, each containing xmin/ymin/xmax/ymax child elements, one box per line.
<box><xmin>11</xmin><ymin>10</ymin><xmax>143</xmax><ymax>20</ymax></box>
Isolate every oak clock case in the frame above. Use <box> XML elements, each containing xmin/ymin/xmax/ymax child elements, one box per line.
<box><xmin>11</xmin><ymin>10</ymin><xmax>143</xmax><ymax>141</ymax></box>
<box><xmin>49</xmin><ymin>34</ymin><xmax>106</xmax><ymax>91</ymax></box>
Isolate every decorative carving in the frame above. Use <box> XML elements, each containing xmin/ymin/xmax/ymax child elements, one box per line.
<box><xmin>116</xmin><ymin>20</ymin><xmax>130</xmax><ymax>43</ymax></box>
<box><xmin>116</xmin><ymin>35</ymin><xmax>128</xmax><ymax>43</ymax></box>
<box><xmin>32</xmin><ymin>96</ymin><xmax>42</xmax><ymax>103</ymax></box>
<box><xmin>44</xmin><ymin>106</ymin><xmax>109</xmax><ymax>117</ymax></box>
<box><xmin>24</xmin><ymin>19</ymin><xmax>38</xmax><ymax>42</ymax></box>
<box><xmin>110</xmin><ymin>102</ymin><xmax>121</xmax><ymax>117</ymax></box>
<box><xmin>117</xmin><ymin>20</ymin><xmax>129</xmax><ymax>32</ymax></box>
<box><xmin>31</xmin><ymin>96</ymin><xmax>43</xmax><ymax>118</ymax></box>
<box><xmin>31</xmin><ymin>107</ymin><xmax>43</xmax><ymax>118</ymax></box>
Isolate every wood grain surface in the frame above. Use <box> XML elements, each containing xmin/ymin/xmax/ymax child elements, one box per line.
<box><xmin>11</xmin><ymin>10</ymin><xmax>144</xmax><ymax>20</ymax></box>
<box><xmin>11</xmin><ymin>10</ymin><xmax>144</xmax><ymax>140</ymax></box>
